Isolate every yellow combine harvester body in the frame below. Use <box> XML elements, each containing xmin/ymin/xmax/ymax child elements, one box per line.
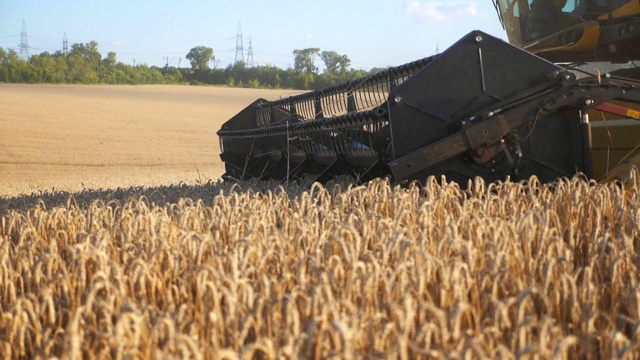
<box><xmin>494</xmin><ymin>0</ymin><xmax>640</xmax><ymax>182</ymax></box>
<box><xmin>494</xmin><ymin>0</ymin><xmax>640</xmax><ymax>62</ymax></box>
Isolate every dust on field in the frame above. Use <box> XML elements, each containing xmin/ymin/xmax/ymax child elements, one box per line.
<box><xmin>0</xmin><ymin>84</ymin><xmax>301</xmax><ymax>196</ymax></box>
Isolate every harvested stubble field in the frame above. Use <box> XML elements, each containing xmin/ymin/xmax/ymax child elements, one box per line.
<box><xmin>0</xmin><ymin>84</ymin><xmax>301</xmax><ymax>196</ymax></box>
<box><xmin>1</xmin><ymin>85</ymin><xmax>640</xmax><ymax>359</ymax></box>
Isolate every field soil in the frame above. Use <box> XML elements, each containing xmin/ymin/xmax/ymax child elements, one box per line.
<box><xmin>0</xmin><ymin>84</ymin><xmax>301</xmax><ymax>196</ymax></box>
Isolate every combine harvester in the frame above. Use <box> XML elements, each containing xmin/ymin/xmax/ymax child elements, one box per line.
<box><xmin>218</xmin><ymin>0</ymin><xmax>640</xmax><ymax>185</ymax></box>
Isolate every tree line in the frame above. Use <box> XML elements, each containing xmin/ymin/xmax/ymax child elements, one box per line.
<box><xmin>0</xmin><ymin>42</ymin><xmax>382</xmax><ymax>90</ymax></box>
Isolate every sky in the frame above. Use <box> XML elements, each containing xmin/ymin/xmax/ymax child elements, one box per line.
<box><xmin>0</xmin><ymin>0</ymin><xmax>507</xmax><ymax>71</ymax></box>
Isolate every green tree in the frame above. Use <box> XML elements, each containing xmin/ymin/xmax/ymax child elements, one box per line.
<box><xmin>186</xmin><ymin>46</ymin><xmax>215</xmax><ymax>71</ymax></box>
<box><xmin>320</xmin><ymin>50</ymin><xmax>351</xmax><ymax>75</ymax></box>
<box><xmin>70</xmin><ymin>59</ymin><xmax>100</xmax><ymax>83</ymax></box>
<box><xmin>368</xmin><ymin>66</ymin><xmax>390</xmax><ymax>75</ymax></box>
<box><xmin>255</xmin><ymin>65</ymin><xmax>281</xmax><ymax>88</ymax></box>
<box><xmin>0</xmin><ymin>40</ymin><xmax>364</xmax><ymax>87</ymax></box>
<box><xmin>290</xmin><ymin>70</ymin><xmax>315</xmax><ymax>89</ymax></box>
<box><xmin>293</xmin><ymin>48</ymin><xmax>320</xmax><ymax>74</ymax></box>
<box><xmin>69</xmin><ymin>41</ymin><xmax>101</xmax><ymax>67</ymax></box>
<box><xmin>4</xmin><ymin>49</ymin><xmax>28</xmax><ymax>82</ymax></box>
<box><xmin>230</xmin><ymin>61</ymin><xmax>250</xmax><ymax>86</ymax></box>
<box><xmin>0</xmin><ymin>47</ymin><xmax>7</xmax><ymax>81</ymax></box>
<box><xmin>162</xmin><ymin>67</ymin><xmax>183</xmax><ymax>83</ymax></box>
<box><xmin>66</xmin><ymin>41</ymin><xmax>102</xmax><ymax>83</ymax></box>
<box><xmin>103</xmin><ymin>52</ymin><xmax>117</xmax><ymax>68</ymax></box>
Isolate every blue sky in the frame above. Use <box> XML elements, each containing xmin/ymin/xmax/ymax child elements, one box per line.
<box><xmin>1</xmin><ymin>0</ymin><xmax>507</xmax><ymax>70</ymax></box>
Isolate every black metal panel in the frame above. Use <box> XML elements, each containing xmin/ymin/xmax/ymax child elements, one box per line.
<box><xmin>219</xmin><ymin>98</ymin><xmax>269</xmax><ymax>132</ymax></box>
<box><xmin>517</xmin><ymin>109</ymin><xmax>588</xmax><ymax>181</ymax></box>
<box><xmin>388</xmin><ymin>30</ymin><xmax>561</xmax><ymax>159</ymax></box>
<box><xmin>390</xmin><ymin>110</ymin><xmax>587</xmax><ymax>185</ymax></box>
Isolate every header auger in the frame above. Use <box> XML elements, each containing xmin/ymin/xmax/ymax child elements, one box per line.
<box><xmin>218</xmin><ymin>31</ymin><xmax>640</xmax><ymax>186</ymax></box>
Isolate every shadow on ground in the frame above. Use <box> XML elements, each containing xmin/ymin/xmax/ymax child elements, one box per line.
<box><xmin>0</xmin><ymin>176</ymin><xmax>358</xmax><ymax>215</ymax></box>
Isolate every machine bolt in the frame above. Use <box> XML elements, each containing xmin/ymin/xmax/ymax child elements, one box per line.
<box><xmin>394</xmin><ymin>96</ymin><xmax>402</xmax><ymax>103</ymax></box>
<box><xmin>475</xmin><ymin>35</ymin><xmax>483</xmax><ymax>43</ymax></box>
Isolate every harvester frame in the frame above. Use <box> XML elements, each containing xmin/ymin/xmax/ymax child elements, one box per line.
<box><xmin>218</xmin><ymin>30</ymin><xmax>640</xmax><ymax>186</ymax></box>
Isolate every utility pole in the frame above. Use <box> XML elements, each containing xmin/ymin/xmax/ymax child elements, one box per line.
<box><xmin>246</xmin><ymin>37</ymin><xmax>254</xmax><ymax>67</ymax></box>
<box><xmin>164</xmin><ymin>56</ymin><xmax>169</xmax><ymax>71</ymax></box>
<box><xmin>63</xmin><ymin>33</ymin><xmax>69</xmax><ymax>56</ymax></box>
<box><xmin>19</xmin><ymin>20</ymin><xmax>30</xmax><ymax>60</ymax></box>
<box><xmin>178</xmin><ymin>57</ymin><xmax>182</xmax><ymax>68</ymax></box>
<box><xmin>234</xmin><ymin>22</ymin><xmax>244</xmax><ymax>64</ymax></box>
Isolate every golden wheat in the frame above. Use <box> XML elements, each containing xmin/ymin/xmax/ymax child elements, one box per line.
<box><xmin>1</xmin><ymin>173</ymin><xmax>640</xmax><ymax>359</ymax></box>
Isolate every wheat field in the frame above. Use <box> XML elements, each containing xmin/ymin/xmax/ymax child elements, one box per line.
<box><xmin>1</xmin><ymin>174</ymin><xmax>640</xmax><ymax>359</ymax></box>
<box><xmin>2</xmin><ymin>85</ymin><xmax>640</xmax><ymax>358</ymax></box>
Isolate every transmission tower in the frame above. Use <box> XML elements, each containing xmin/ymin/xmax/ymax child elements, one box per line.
<box><xmin>63</xmin><ymin>33</ymin><xmax>69</xmax><ymax>56</ymax></box>
<box><xmin>19</xmin><ymin>20</ymin><xmax>30</xmax><ymax>60</ymax></box>
<box><xmin>246</xmin><ymin>37</ymin><xmax>254</xmax><ymax>67</ymax></box>
<box><xmin>234</xmin><ymin>22</ymin><xmax>244</xmax><ymax>64</ymax></box>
